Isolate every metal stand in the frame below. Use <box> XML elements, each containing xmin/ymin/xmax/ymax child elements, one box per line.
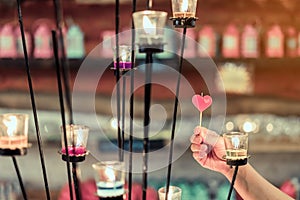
<box><xmin>139</xmin><ymin>45</ymin><xmax>164</xmax><ymax>200</ymax></box>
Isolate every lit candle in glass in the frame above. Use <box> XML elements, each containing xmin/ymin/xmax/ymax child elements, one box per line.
<box><xmin>132</xmin><ymin>10</ymin><xmax>167</xmax><ymax>46</ymax></box>
<box><xmin>223</xmin><ymin>132</ymin><xmax>248</xmax><ymax>166</ymax></box>
<box><xmin>158</xmin><ymin>186</ymin><xmax>182</xmax><ymax>200</ymax></box>
<box><xmin>171</xmin><ymin>0</ymin><xmax>197</xmax><ymax>18</ymax></box>
<box><xmin>92</xmin><ymin>161</ymin><xmax>125</xmax><ymax>200</ymax></box>
<box><xmin>0</xmin><ymin>114</ymin><xmax>29</xmax><ymax>154</ymax></box>
<box><xmin>113</xmin><ymin>45</ymin><xmax>134</xmax><ymax>71</ymax></box>
<box><xmin>61</xmin><ymin>124</ymin><xmax>89</xmax><ymax>162</ymax></box>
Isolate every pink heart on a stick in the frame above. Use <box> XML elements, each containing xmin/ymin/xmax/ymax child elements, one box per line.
<box><xmin>192</xmin><ymin>94</ymin><xmax>212</xmax><ymax>112</ymax></box>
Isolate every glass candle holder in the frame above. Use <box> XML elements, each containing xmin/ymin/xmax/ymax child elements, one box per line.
<box><xmin>171</xmin><ymin>0</ymin><xmax>198</xmax><ymax>18</ymax></box>
<box><xmin>0</xmin><ymin>113</ymin><xmax>29</xmax><ymax>153</ymax></box>
<box><xmin>113</xmin><ymin>45</ymin><xmax>134</xmax><ymax>71</ymax></box>
<box><xmin>158</xmin><ymin>186</ymin><xmax>182</xmax><ymax>200</ymax></box>
<box><xmin>61</xmin><ymin>124</ymin><xmax>89</xmax><ymax>161</ymax></box>
<box><xmin>132</xmin><ymin>10</ymin><xmax>167</xmax><ymax>46</ymax></box>
<box><xmin>223</xmin><ymin>132</ymin><xmax>248</xmax><ymax>165</ymax></box>
<box><xmin>92</xmin><ymin>161</ymin><xmax>125</xmax><ymax>200</ymax></box>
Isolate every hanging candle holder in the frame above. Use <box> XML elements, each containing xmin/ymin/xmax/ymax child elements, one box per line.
<box><xmin>132</xmin><ymin>10</ymin><xmax>167</xmax><ymax>53</ymax></box>
<box><xmin>59</xmin><ymin>124</ymin><xmax>89</xmax><ymax>163</ymax></box>
<box><xmin>170</xmin><ymin>0</ymin><xmax>198</xmax><ymax>28</ymax></box>
<box><xmin>92</xmin><ymin>161</ymin><xmax>125</xmax><ymax>200</ymax></box>
<box><xmin>223</xmin><ymin>132</ymin><xmax>249</xmax><ymax>166</ymax></box>
<box><xmin>0</xmin><ymin>113</ymin><xmax>29</xmax><ymax>156</ymax></box>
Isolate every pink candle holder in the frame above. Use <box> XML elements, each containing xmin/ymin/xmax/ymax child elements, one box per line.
<box><xmin>0</xmin><ymin>113</ymin><xmax>29</xmax><ymax>156</ymax></box>
<box><xmin>60</xmin><ymin>124</ymin><xmax>89</xmax><ymax>162</ymax></box>
<box><xmin>112</xmin><ymin>45</ymin><xmax>135</xmax><ymax>71</ymax></box>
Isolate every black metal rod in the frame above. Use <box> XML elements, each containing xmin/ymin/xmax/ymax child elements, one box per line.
<box><xmin>128</xmin><ymin>0</ymin><xmax>136</xmax><ymax>199</ymax></box>
<box><xmin>12</xmin><ymin>156</ymin><xmax>27</xmax><ymax>200</ymax></box>
<box><xmin>121</xmin><ymin>75</ymin><xmax>126</xmax><ymax>161</ymax></box>
<box><xmin>52</xmin><ymin>30</ymin><xmax>74</xmax><ymax>200</ymax></box>
<box><xmin>165</xmin><ymin>27</ymin><xmax>187</xmax><ymax>200</ymax></box>
<box><xmin>72</xmin><ymin>162</ymin><xmax>82</xmax><ymax>200</ymax></box>
<box><xmin>16</xmin><ymin>1</ymin><xmax>51</xmax><ymax>199</ymax></box>
<box><xmin>227</xmin><ymin>166</ymin><xmax>239</xmax><ymax>200</ymax></box>
<box><xmin>52</xmin><ymin>2</ymin><xmax>82</xmax><ymax>200</ymax></box>
<box><xmin>115</xmin><ymin>0</ymin><xmax>122</xmax><ymax>161</ymax></box>
<box><xmin>53</xmin><ymin>0</ymin><xmax>73</xmax><ymax>124</ymax></box>
<box><xmin>142</xmin><ymin>52</ymin><xmax>153</xmax><ymax>200</ymax></box>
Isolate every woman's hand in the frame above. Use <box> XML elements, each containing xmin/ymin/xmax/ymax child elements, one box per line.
<box><xmin>190</xmin><ymin>126</ymin><xmax>231</xmax><ymax>176</ymax></box>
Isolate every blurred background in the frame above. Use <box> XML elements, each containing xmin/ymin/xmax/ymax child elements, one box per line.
<box><xmin>1</xmin><ymin>0</ymin><xmax>300</xmax><ymax>199</ymax></box>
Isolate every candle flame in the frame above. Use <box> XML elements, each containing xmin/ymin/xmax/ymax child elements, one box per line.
<box><xmin>181</xmin><ymin>0</ymin><xmax>189</xmax><ymax>12</ymax></box>
<box><xmin>232</xmin><ymin>137</ymin><xmax>240</xmax><ymax>149</ymax></box>
<box><xmin>105</xmin><ymin>167</ymin><xmax>116</xmax><ymax>182</ymax></box>
<box><xmin>121</xmin><ymin>49</ymin><xmax>127</xmax><ymax>62</ymax></box>
<box><xmin>76</xmin><ymin>128</ymin><xmax>83</xmax><ymax>146</ymax></box>
<box><xmin>3</xmin><ymin>115</ymin><xmax>18</xmax><ymax>137</ymax></box>
<box><xmin>143</xmin><ymin>16</ymin><xmax>155</xmax><ymax>35</ymax></box>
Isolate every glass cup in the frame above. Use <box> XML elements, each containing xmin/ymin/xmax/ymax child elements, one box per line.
<box><xmin>132</xmin><ymin>10</ymin><xmax>167</xmax><ymax>46</ymax></box>
<box><xmin>171</xmin><ymin>0</ymin><xmax>198</xmax><ymax>18</ymax></box>
<box><xmin>158</xmin><ymin>186</ymin><xmax>182</xmax><ymax>200</ymax></box>
<box><xmin>223</xmin><ymin>132</ymin><xmax>248</xmax><ymax>161</ymax></box>
<box><xmin>113</xmin><ymin>45</ymin><xmax>134</xmax><ymax>71</ymax></box>
<box><xmin>92</xmin><ymin>161</ymin><xmax>125</xmax><ymax>199</ymax></box>
<box><xmin>0</xmin><ymin>113</ymin><xmax>29</xmax><ymax>150</ymax></box>
<box><xmin>61</xmin><ymin>124</ymin><xmax>89</xmax><ymax>156</ymax></box>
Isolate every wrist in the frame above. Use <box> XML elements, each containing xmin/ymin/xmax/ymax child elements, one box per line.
<box><xmin>223</xmin><ymin>163</ymin><xmax>250</xmax><ymax>179</ymax></box>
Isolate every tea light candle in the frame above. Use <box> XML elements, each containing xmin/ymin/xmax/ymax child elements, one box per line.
<box><xmin>223</xmin><ymin>132</ymin><xmax>248</xmax><ymax>166</ymax></box>
<box><xmin>132</xmin><ymin>10</ymin><xmax>167</xmax><ymax>46</ymax></box>
<box><xmin>171</xmin><ymin>0</ymin><xmax>197</xmax><ymax>18</ymax></box>
<box><xmin>0</xmin><ymin>114</ymin><xmax>29</xmax><ymax>151</ymax></box>
<box><xmin>61</xmin><ymin>124</ymin><xmax>89</xmax><ymax>158</ymax></box>
<box><xmin>113</xmin><ymin>45</ymin><xmax>133</xmax><ymax>71</ymax></box>
<box><xmin>93</xmin><ymin>161</ymin><xmax>125</xmax><ymax>200</ymax></box>
<box><xmin>158</xmin><ymin>186</ymin><xmax>182</xmax><ymax>200</ymax></box>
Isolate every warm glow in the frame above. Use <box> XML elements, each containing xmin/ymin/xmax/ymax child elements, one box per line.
<box><xmin>3</xmin><ymin>115</ymin><xmax>17</xmax><ymax>137</ymax></box>
<box><xmin>143</xmin><ymin>16</ymin><xmax>155</xmax><ymax>35</ymax></box>
<box><xmin>105</xmin><ymin>167</ymin><xmax>116</xmax><ymax>182</ymax></box>
<box><xmin>181</xmin><ymin>0</ymin><xmax>189</xmax><ymax>12</ymax></box>
<box><xmin>232</xmin><ymin>137</ymin><xmax>240</xmax><ymax>149</ymax></box>
<box><xmin>110</xmin><ymin>118</ymin><xmax>118</xmax><ymax>130</ymax></box>
<box><xmin>76</xmin><ymin>128</ymin><xmax>83</xmax><ymax>146</ymax></box>
<box><xmin>121</xmin><ymin>49</ymin><xmax>127</xmax><ymax>62</ymax></box>
<box><xmin>242</xmin><ymin>121</ymin><xmax>256</xmax><ymax>133</ymax></box>
<box><xmin>226</xmin><ymin>121</ymin><xmax>234</xmax><ymax>131</ymax></box>
<box><xmin>266</xmin><ymin>123</ymin><xmax>274</xmax><ymax>132</ymax></box>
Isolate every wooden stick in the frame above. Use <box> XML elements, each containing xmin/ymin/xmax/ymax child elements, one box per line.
<box><xmin>199</xmin><ymin>111</ymin><xmax>203</xmax><ymax>127</ymax></box>
<box><xmin>199</xmin><ymin>93</ymin><xmax>204</xmax><ymax>127</ymax></box>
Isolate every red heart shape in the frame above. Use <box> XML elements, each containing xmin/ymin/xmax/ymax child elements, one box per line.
<box><xmin>192</xmin><ymin>94</ymin><xmax>212</xmax><ymax>112</ymax></box>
